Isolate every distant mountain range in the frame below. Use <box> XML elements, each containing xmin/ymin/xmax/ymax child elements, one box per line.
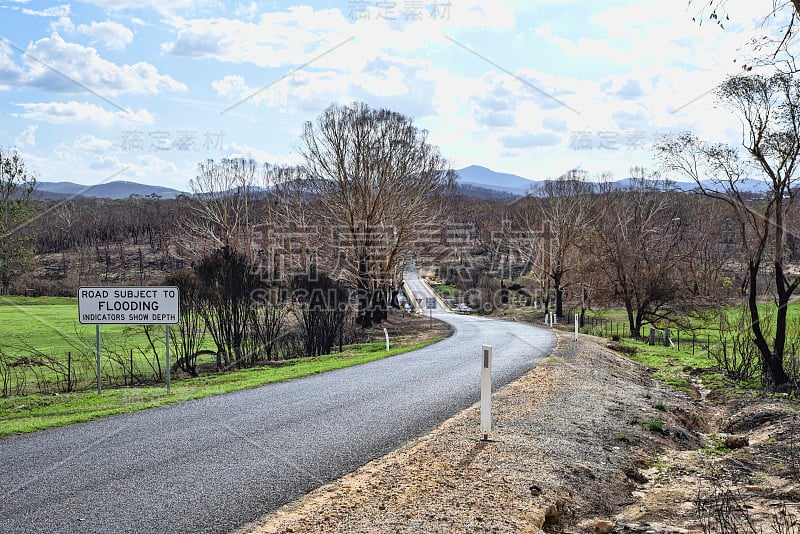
<box><xmin>453</xmin><ymin>165</ymin><xmax>772</xmax><ymax>197</ymax></box>
<box><xmin>31</xmin><ymin>168</ymin><xmax>772</xmax><ymax>201</ymax></box>
<box><xmin>454</xmin><ymin>165</ymin><xmax>538</xmax><ymax>196</ymax></box>
<box><xmin>34</xmin><ymin>181</ymin><xmax>186</xmax><ymax>200</ymax></box>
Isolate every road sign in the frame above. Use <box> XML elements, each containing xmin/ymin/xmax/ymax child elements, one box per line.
<box><xmin>425</xmin><ymin>297</ymin><xmax>436</xmax><ymax>309</ymax></box>
<box><xmin>78</xmin><ymin>286</ymin><xmax>180</xmax><ymax>324</ymax></box>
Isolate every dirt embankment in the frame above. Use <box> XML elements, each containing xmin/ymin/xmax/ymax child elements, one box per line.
<box><xmin>241</xmin><ymin>332</ymin><xmax>800</xmax><ymax>534</ymax></box>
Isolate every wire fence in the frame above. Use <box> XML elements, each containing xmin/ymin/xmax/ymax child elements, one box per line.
<box><xmin>566</xmin><ymin>310</ymin><xmax>714</xmax><ymax>357</ymax></box>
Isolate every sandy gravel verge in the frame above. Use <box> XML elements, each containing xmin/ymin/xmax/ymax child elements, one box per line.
<box><xmin>240</xmin><ymin>324</ymin><xmax>800</xmax><ymax>534</ymax></box>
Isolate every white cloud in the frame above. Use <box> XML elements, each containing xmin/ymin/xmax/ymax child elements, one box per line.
<box><xmin>20</xmin><ymin>33</ymin><xmax>186</xmax><ymax>95</ymax></box>
<box><xmin>50</xmin><ymin>16</ymin><xmax>74</xmax><ymax>32</ymax></box>
<box><xmin>89</xmin><ymin>154</ymin><xmax>123</xmax><ymax>170</ymax></box>
<box><xmin>79</xmin><ymin>0</ymin><xmax>193</xmax><ymax>16</ymax></box>
<box><xmin>224</xmin><ymin>142</ymin><xmax>296</xmax><ymax>165</ymax></box>
<box><xmin>12</xmin><ymin>101</ymin><xmax>155</xmax><ymax>126</ymax></box>
<box><xmin>20</xmin><ymin>4</ymin><xmax>70</xmax><ymax>17</ymax></box>
<box><xmin>213</xmin><ymin>52</ymin><xmax>440</xmax><ymax>117</ymax></box>
<box><xmin>14</xmin><ymin>125</ymin><xmax>37</xmax><ymax>148</ymax></box>
<box><xmin>0</xmin><ymin>41</ymin><xmax>23</xmax><ymax>88</ymax></box>
<box><xmin>72</xmin><ymin>134</ymin><xmax>115</xmax><ymax>153</ymax></box>
<box><xmin>162</xmin><ymin>8</ymin><xmax>350</xmax><ymax>67</ymax></box>
<box><xmin>132</xmin><ymin>154</ymin><xmax>179</xmax><ymax>177</ymax></box>
<box><xmin>500</xmin><ymin>131</ymin><xmax>561</xmax><ymax>148</ymax></box>
<box><xmin>234</xmin><ymin>2</ymin><xmax>258</xmax><ymax>20</ymax></box>
<box><xmin>77</xmin><ymin>21</ymin><xmax>135</xmax><ymax>51</ymax></box>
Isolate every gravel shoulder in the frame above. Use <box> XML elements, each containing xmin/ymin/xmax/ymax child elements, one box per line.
<box><xmin>244</xmin><ymin>328</ymin><xmax>800</xmax><ymax>534</ymax></box>
<box><xmin>242</xmin><ymin>332</ymin><xmax>710</xmax><ymax>534</ymax></box>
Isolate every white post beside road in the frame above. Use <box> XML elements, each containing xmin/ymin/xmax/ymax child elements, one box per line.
<box><xmin>383</xmin><ymin>327</ymin><xmax>389</xmax><ymax>352</ymax></box>
<box><xmin>575</xmin><ymin>313</ymin><xmax>579</xmax><ymax>341</ymax></box>
<box><xmin>481</xmin><ymin>344</ymin><xmax>492</xmax><ymax>440</ymax></box>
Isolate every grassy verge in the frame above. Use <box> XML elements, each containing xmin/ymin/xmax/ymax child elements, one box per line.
<box><xmin>0</xmin><ymin>337</ymin><xmax>443</xmax><ymax>438</ymax></box>
<box><xmin>611</xmin><ymin>336</ymin><xmax>721</xmax><ymax>392</ymax></box>
<box><xmin>574</xmin><ymin>306</ymin><xmax>781</xmax><ymax>394</ymax></box>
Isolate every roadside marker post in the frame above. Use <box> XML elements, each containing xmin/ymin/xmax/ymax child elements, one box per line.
<box><xmin>481</xmin><ymin>344</ymin><xmax>492</xmax><ymax>441</ymax></box>
<box><xmin>383</xmin><ymin>327</ymin><xmax>389</xmax><ymax>352</ymax></box>
<box><xmin>575</xmin><ymin>313</ymin><xmax>579</xmax><ymax>341</ymax></box>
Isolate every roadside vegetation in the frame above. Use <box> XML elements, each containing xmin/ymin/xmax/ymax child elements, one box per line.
<box><xmin>2</xmin><ymin>63</ymin><xmax>800</xmax><ymax>463</ymax></box>
<box><xmin>0</xmin><ymin>318</ymin><xmax>446</xmax><ymax>437</ymax></box>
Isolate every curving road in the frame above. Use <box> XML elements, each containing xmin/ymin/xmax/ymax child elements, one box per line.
<box><xmin>0</xmin><ymin>271</ymin><xmax>555</xmax><ymax>534</ymax></box>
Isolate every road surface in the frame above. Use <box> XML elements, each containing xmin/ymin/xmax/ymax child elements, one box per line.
<box><xmin>0</xmin><ymin>271</ymin><xmax>555</xmax><ymax>534</ymax></box>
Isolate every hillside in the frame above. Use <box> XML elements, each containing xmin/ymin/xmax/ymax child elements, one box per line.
<box><xmin>35</xmin><ymin>180</ymin><xmax>186</xmax><ymax>200</ymax></box>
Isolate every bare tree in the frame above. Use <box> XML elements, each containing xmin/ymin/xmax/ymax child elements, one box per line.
<box><xmin>658</xmin><ymin>72</ymin><xmax>800</xmax><ymax>387</ymax></box>
<box><xmin>691</xmin><ymin>1</ymin><xmax>800</xmax><ymax>72</ymax></box>
<box><xmin>256</xmin><ymin>163</ymin><xmax>318</xmax><ymax>285</ymax></box>
<box><xmin>164</xmin><ymin>269</ymin><xmax>207</xmax><ymax>376</ymax></box>
<box><xmin>299</xmin><ymin>102</ymin><xmax>451</xmax><ymax>327</ymax></box>
<box><xmin>0</xmin><ymin>147</ymin><xmax>36</xmax><ymax>294</ymax></box>
<box><xmin>529</xmin><ymin>170</ymin><xmax>592</xmax><ymax>317</ymax></box>
<box><xmin>194</xmin><ymin>246</ymin><xmax>262</xmax><ymax>369</ymax></box>
<box><xmin>589</xmin><ymin>173</ymin><xmax>688</xmax><ymax>337</ymax></box>
<box><xmin>179</xmin><ymin>158</ymin><xmax>259</xmax><ymax>261</ymax></box>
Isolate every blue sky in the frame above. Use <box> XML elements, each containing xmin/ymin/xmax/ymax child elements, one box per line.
<box><xmin>0</xmin><ymin>0</ymin><xmax>777</xmax><ymax>190</ymax></box>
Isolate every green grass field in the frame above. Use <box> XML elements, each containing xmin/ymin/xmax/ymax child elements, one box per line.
<box><xmin>0</xmin><ymin>337</ymin><xmax>442</xmax><ymax>438</ymax></box>
<box><xmin>578</xmin><ymin>300</ymin><xmax>800</xmax><ymax>392</ymax></box>
<box><xmin>0</xmin><ymin>295</ymin><xmax>142</xmax><ymax>356</ymax></box>
<box><xmin>0</xmin><ymin>295</ymin><xmax>213</xmax><ymax>395</ymax></box>
<box><xmin>0</xmin><ymin>296</ymin><xmax>447</xmax><ymax>437</ymax></box>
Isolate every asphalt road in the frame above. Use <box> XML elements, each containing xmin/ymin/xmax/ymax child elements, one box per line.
<box><xmin>0</xmin><ymin>272</ymin><xmax>555</xmax><ymax>534</ymax></box>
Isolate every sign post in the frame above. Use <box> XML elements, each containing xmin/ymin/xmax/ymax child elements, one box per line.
<box><xmin>79</xmin><ymin>286</ymin><xmax>179</xmax><ymax>395</ymax></box>
<box><xmin>481</xmin><ymin>344</ymin><xmax>492</xmax><ymax>440</ymax></box>
<box><xmin>96</xmin><ymin>324</ymin><xmax>101</xmax><ymax>394</ymax></box>
<box><xmin>166</xmin><ymin>324</ymin><xmax>171</xmax><ymax>394</ymax></box>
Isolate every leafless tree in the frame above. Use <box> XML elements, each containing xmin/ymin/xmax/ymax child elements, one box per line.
<box><xmin>691</xmin><ymin>1</ymin><xmax>800</xmax><ymax>72</ymax></box>
<box><xmin>529</xmin><ymin>170</ymin><xmax>593</xmax><ymax>317</ymax></box>
<box><xmin>299</xmin><ymin>102</ymin><xmax>451</xmax><ymax>327</ymax></box>
<box><xmin>589</xmin><ymin>172</ymin><xmax>688</xmax><ymax>337</ymax></box>
<box><xmin>179</xmin><ymin>158</ymin><xmax>259</xmax><ymax>261</ymax></box>
<box><xmin>658</xmin><ymin>72</ymin><xmax>800</xmax><ymax>387</ymax></box>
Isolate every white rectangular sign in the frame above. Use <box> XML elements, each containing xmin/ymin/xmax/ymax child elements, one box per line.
<box><xmin>78</xmin><ymin>286</ymin><xmax>180</xmax><ymax>324</ymax></box>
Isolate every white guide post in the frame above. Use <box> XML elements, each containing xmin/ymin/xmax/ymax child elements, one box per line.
<box><xmin>384</xmin><ymin>327</ymin><xmax>389</xmax><ymax>352</ymax></box>
<box><xmin>481</xmin><ymin>344</ymin><xmax>492</xmax><ymax>440</ymax></box>
<box><xmin>574</xmin><ymin>313</ymin><xmax>579</xmax><ymax>341</ymax></box>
